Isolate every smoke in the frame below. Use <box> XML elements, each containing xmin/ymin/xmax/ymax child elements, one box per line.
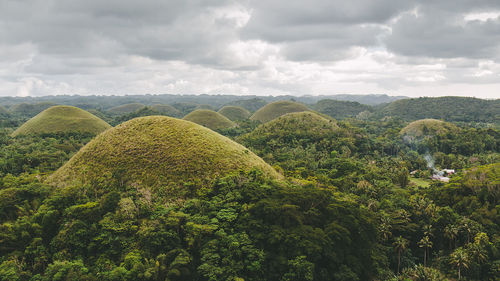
<box><xmin>424</xmin><ymin>153</ymin><xmax>443</xmax><ymax>176</ymax></box>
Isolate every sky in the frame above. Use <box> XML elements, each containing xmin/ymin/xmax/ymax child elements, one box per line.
<box><xmin>0</xmin><ymin>0</ymin><xmax>499</xmax><ymax>98</ymax></box>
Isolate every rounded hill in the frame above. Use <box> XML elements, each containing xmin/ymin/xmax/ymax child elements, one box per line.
<box><xmin>400</xmin><ymin>119</ymin><xmax>457</xmax><ymax>138</ymax></box>
<box><xmin>108</xmin><ymin>103</ymin><xmax>145</xmax><ymax>114</ymax></box>
<box><xmin>241</xmin><ymin>112</ymin><xmax>338</xmax><ymax>145</ymax></box>
<box><xmin>218</xmin><ymin>106</ymin><xmax>251</xmax><ymax>121</ymax></box>
<box><xmin>250</xmin><ymin>100</ymin><xmax>310</xmax><ymax>123</ymax></box>
<box><xmin>150</xmin><ymin>104</ymin><xmax>181</xmax><ymax>117</ymax></box>
<box><xmin>11</xmin><ymin>106</ymin><xmax>111</xmax><ymax>137</ymax></box>
<box><xmin>183</xmin><ymin>109</ymin><xmax>236</xmax><ymax>130</ymax></box>
<box><xmin>47</xmin><ymin>116</ymin><xmax>280</xmax><ymax>189</ymax></box>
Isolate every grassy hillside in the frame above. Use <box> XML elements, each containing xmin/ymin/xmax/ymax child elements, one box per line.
<box><xmin>377</xmin><ymin>97</ymin><xmax>499</xmax><ymax>123</ymax></box>
<box><xmin>226</xmin><ymin>98</ymin><xmax>268</xmax><ymax>112</ymax></box>
<box><xmin>107</xmin><ymin>103</ymin><xmax>145</xmax><ymax>114</ymax></box>
<box><xmin>218</xmin><ymin>106</ymin><xmax>251</xmax><ymax>121</ymax></box>
<box><xmin>313</xmin><ymin>99</ymin><xmax>372</xmax><ymax>120</ymax></box>
<box><xmin>48</xmin><ymin>116</ymin><xmax>280</xmax><ymax>190</ymax></box>
<box><xmin>11</xmin><ymin>105</ymin><xmax>111</xmax><ymax>137</ymax></box>
<box><xmin>183</xmin><ymin>109</ymin><xmax>236</xmax><ymax>130</ymax></box>
<box><xmin>250</xmin><ymin>100</ymin><xmax>310</xmax><ymax>123</ymax></box>
<box><xmin>0</xmin><ymin>105</ymin><xmax>9</xmax><ymax>117</ymax></box>
<box><xmin>400</xmin><ymin>119</ymin><xmax>458</xmax><ymax>138</ymax></box>
<box><xmin>150</xmin><ymin>104</ymin><xmax>181</xmax><ymax>117</ymax></box>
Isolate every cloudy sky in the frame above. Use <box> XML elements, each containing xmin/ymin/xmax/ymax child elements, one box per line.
<box><xmin>1</xmin><ymin>0</ymin><xmax>499</xmax><ymax>98</ymax></box>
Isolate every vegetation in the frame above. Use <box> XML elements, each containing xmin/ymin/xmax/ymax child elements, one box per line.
<box><xmin>11</xmin><ymin>106</ymin><xmax>111</xmax><ymax>137</ymax></box>
<box><xmin>225</xmin><ymin>98</ymin><xmax>268</xmax><ymax>112</ymax></box>
<box><xmin>48</xmin><ymin>116</ymin><xmax>280</xmax><ymax>191</ymax></box>
<box><xmin>108</xmin><ymin>103</ymin><xmax>146</xmax><ymax>114</ymax></box>
<box><xmin>183</xmin><ymin>110</ymin><xmax>236</xmax><ymax>130</ymax></box>
<box><xmin>250</xmin><ymin>100</ymin><xmax>310</xmax><ymax>123</ymax></box>
<box><xmin>0</xmin><ymin>95</ymin><xmax>498</xmax><ymax>281</ymax></box>
<box><xmin>150</xmin><ymin>104</ymin><xmax>181</xmax><ymax>117</ymax></box>
<box><xmin>8</xmin><ymin>102</ymin><xmax>56</xmax><ymax>118</ymax></box>
<box><xmin>217</xmin><ymin>106</ymin><xmax>251</xmax><ymax>121</ymax></box>
<box><xmin>313</xmin><ymin>99</ymin><xmax>372</xmax><ymax>120</ymax></box>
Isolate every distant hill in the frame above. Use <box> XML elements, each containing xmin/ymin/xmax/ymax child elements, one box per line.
<box><xmin>313</xmin><ymin>99</ymin><xmax>372</xmax><ymax>120</ymax></box>
<box><xmin>225</xmin><ymin>98</ymin><xmax>268</xmax><ymax>112</ymax></box>
<box><xmin>0</xmin><ymin>105</ymin><xmax>9</xmax><ymax>117</ymax></box>
<box><xmin>183</xmin><ymin>109</ymin><xmax>236</xmax><ymax>130</ymax></box>
<box><xmin>400</xmin><ymin>119</ymin><xmax>457</xmax><ymax>138</ymax></box>
<box><xmin>107</xmin><ymin>103</ymin><xmax>145</xmax><ymax>114</ymax></box>
<box><xmin>377</xmin><ymin>97</ymin><xmax>499</xmax><ymax>123</ymax></box>
<box><xmin>9</xmin><ymin>102</ymin><xmax>57</xmax><ymax>117</ymax></box>
<box><xmin>47</xmin><ymin>116</ymin><xmax>280</xmax><ymax>190</ymax></box>
<box><xmin>150</xmin><ymin>104</ymin><xmax>181</xmax><ymax>117</ymax></box>
<box><xmin>218</xmin><ymin>106</ymin><xmax>251</xmax><ymax>121</ymax></box>
<box><xmin>250</xmin><ymin>101</ymin><xmax>310</xmax><ymax>123</ymax></box>
<box><xmin>12</xmin><ymin>105</ymin><xmax>111</xmax><ymax>137</ymax></box>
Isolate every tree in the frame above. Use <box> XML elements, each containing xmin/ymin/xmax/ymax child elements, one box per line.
<box><xmin>450</xmin><ymin>248</ymin><xmax>469</xmax><ymax>280</ymax></box>
<box><xmin>418</xmin><ymin>236</ymin><xmax>433</xmax><ymax>266</ymax></box>
<box><xmin>393</xmin><ymin>236</ymin><xmax>409</xmax><ymax>274</ymax></box>
<box><xmin>443</xmin><ymin>224</ymin><xmax>458</xmax><ymax>250</ymax></box>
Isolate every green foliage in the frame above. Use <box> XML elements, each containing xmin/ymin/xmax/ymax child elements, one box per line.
<box><xmin>11</xmin><ymin>106</ymin><xmax>111</xmax><ymax>137</ymax></box>
<box><xmin>313</xmin><ymin>99</ymin><xmax>372</xmax><ymax>120</ymax></box>
<box><xmin>250</xmin><ymin>101</ymin><xmax>310</xmax><ymax>123</ymax></box>
<box><xmin>183</xmin><ymin>109</ymin><xmax>236</xmax><ymax>130</ymax></box>
<box><xmin>218</xmin><ymin>106</ymin><xmax>251</xmax><ymax>121</ymax></box>
<box><xmin>107</xmin><ymin>103</ymin><xmax>145</xmax><ymax>114</ymax></box>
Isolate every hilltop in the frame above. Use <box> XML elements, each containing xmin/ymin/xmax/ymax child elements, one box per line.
<box><xmin>377</xmin><ymin>97</ymin><xmax>499</xmax><ymax>123</ymax></box>
<box><xmin>218</xmin><ymin>106</ymin><xmax>251</xmax><ymax>121</ymax></box>
<box><xmin>11</xmin><ymin>105</ymin><xmax>111</xmax><ymax>137</ymax></box>
<box><xmin>47</xmin><ymin>116</ymin><xmax>280</xmax><ymax>190</ymax></box>
<box><xmin>313</xmin><ymin>99</ymin><xmax>372</xmax><ymax>120</ymax></box>
<box><xmin>108</xmin><ymin>103</ymin><xmax>145</xmax><ymax>114</ymax></box>
<box><xmin>183</xmin><ymin>109</ymin><xmax>236</xmax><ymax>130</ymax></box>
<box><xmin>150</xmin><ymin>104</ymin><xmax>181</xmax><ymax>117</ymax></box>
<box><xmin>9</xmin><ymin>102</ymin><xmax>56</xmax><ymax>117</ymax></box>
<box><xmin>400</xmin><ymin>119</ymin><xmax>458</xmax><ymax>138</ymax></box>
<box><xmin>250</xmin><ymin>100</ymin><xmax>310</xmax><ymax>123</ymax></box>
<box><xmin>225</xmin><ymin>98</ymin><xmax>268</xmax><ymax>112</ymax></box>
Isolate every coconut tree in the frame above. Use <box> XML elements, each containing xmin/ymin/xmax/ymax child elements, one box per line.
<box><xmin>418</xmin><ymin>236</ymin><xmax>433</xmax><ymax>266</ymax></box>
<box><xmin>450</xmin><ymin>247</ymin><xmax>469</xmax><ymax>280</ymax></box>
<box><xmin>393</xmin><ymin>236</ymin><xmax>409</xmax><ymax>273</ymax></box>
<box><xmin>444</xmin><ymin>224</ymin><xmax>459</xmax><ymax>250</ymax></box>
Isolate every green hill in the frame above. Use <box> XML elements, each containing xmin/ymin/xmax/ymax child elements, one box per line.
<box><xmin>150</xmin><ymin>104</ymin><xmax>181</xmax><ymax>117</ymax></box>
<box><xmin>108</xmin><ymin>103</ymin><xmax>145</xmax><ymax>114</ymax></box>
<box><xmin>11</xmin><ymin>106</ymin><xmax>111</xmax><ymax>137</ymax></box>
<box><xmin>0</xmin><ymin>105</ymin><xmax>9</xmax><ymax>117</ymax></box>
<box><xmin>250</xmin><ymin>100</ymin><xmax>310</xmax><ymax>123</ymax></box>
<box><xmin>183</xmin><ymin>109</ymin><xmax>236</xmax><ymax>130</ymax></box>
<box><xmin>9</xmin><ymin>102</ymin><xmax>56</xmax><ymax>117</ymax></box>
<box><xmin>226</xmin><ymin>98</ymin><xmax>268</xmax><ymax>112</ymax></box>
<box><xmin>218</xmin><ymin>106</ymin><xmax>251</xmax><ymax>121</ymax></box>
<box><xmin>400</xmin><ymin>119</ymin><xmax>458</xmax><ymax>138</ymax></box>
<box><xmin>313</xmin><ymin>99</ymin><xmax>372</xmax><ymax>120</ymax></box>
<box><xmin>47</xmin><ymin>116</ymin><xmax>280</xmax><ymax>190</ymax></box>
<box><xmin>377</xmin><ymin>97</ymin><xmax>499</xmax><ymax>123</ymax></box>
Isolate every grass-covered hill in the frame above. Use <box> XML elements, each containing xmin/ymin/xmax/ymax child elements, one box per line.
<box><xmin>218</xmin><ymin>106</ymin><xmax>251</xmax><ymax>121</ymax></box>
<box><xmin>250</xmin><ymin>100</ymin><xmax>310</xmax><ymax>123</ymax></box>
<box><xmin>48</xmin><ymin>116</ymin><xmax>280</xmax><ymax>190</ymax></box>
<box><xmin>400</xmin><ymin>119</ymin><xmax>458</xmax><ymax>138</ymax></box>
<box><xmin>183</xmin><ymin>109</ymin><xmax>236</xmax><ymax>130</ymax></box>
<box><xmin>377</xmin><ymin>97</ymin><xmax>500</xmax><ymax>123</ymax></box>
<box><xmin>9</xmin><ymin>102</ymin><xmax>56</xmax><ymax>117</ymax></box>
<box><xmin>107</xmin><ymin>103</ymin><xmax>145</xmax><ymax>114</ymax></box>
<box><xmin>226</xmin><ymin>98</ymin><xmax>268</xmax><ymax>112</ymax></box>
<box><xmin>313</xmin><ymin>99</ymin><xmax>372</xmax><ymax>120</ymax></box>
<box><xmin>11</xmin><ymin>106</ymin><xmax>112</xmax><ymax>137</ymax></box>
<box><xmin>0</xmin><ymin>105</ymin><xmax>9</xmax><ymax>117</ymax></box>
<box><xmin>150</xmin><ymin>104</ymin><xmax>181</xmax><ymax>117</ymax></box>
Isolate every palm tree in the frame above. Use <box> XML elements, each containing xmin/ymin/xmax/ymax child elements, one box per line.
<box><xmin>450</xmin><ymin>248</ymin><xmax>469</xmax><ymax>280</ymax></box>
<box><xmin>418</xmin><ymin>236</ymin><xmax>433</xmax><ymax>266</ymax></box>
<box><xmin>393</xmin><ymin>236</ymin><xmax>409</xmax><ymax>273</ymax></box>
<box><xmin>444</xmin><ymin>224</ymin><xmax>459</xmax><ymax>250</ymax></box>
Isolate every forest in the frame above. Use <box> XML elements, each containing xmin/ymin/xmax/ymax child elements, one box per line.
<box><xmin>0</xmin><ymin>95</ymin><xmax>498</xmax><ymax>281</ymax></box>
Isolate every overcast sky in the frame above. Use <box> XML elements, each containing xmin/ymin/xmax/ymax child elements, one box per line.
<box><xmin>1</xmin><ymin>0</ymin><xmax>499</xmax><ymax>98</ymax></box>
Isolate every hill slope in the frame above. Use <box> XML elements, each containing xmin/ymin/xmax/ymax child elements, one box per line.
<box><xmin>183</xmin><ymin>109</ymin><xmax>236</xmax><ymax>130</ymax></box>
<box><xmin>313</xmin><ymin>99</ymin><xmax>372</xmax><ymax>120</ymax></box>
<box><xmin>150</xmin><ymin>104</ymin><xmax>181</xmax><ymax>117</ymax></box>
<box><xmin>11</xmin><ymin>106</ymin><xmax>111</xmax><ymax>137</ymax></box>
<box><xmin>108</xmin><ymin>103</ymin><xmax>145</xmax><ymax>114</ymax></box>
<box><xmin>9</xmin><ymin>102</ymin><xmax>56</xmax><ymax>117</ymax></box>
<box><xmin>47</xmin><ymin>116</ymin><xmax>280</xmax><ymax>189</ymax></box>
<box><xmin>377</xmin><ymin>97</ymin><xmax>499</xmax><ymax>123</ymax></box>
<box><xmin>218</xmin><ymin>106</ymin><xmax>251</xmax><ymax>121</ymax></box>
<box><xmin>400</xmin><ymin>119</ymin><xmax>458</xmax><ymax>138</ymax></box>
<box><xmin>250</xmin><ymin>100</ymin><xmax>310</xmax><ymax>123</ymax></box>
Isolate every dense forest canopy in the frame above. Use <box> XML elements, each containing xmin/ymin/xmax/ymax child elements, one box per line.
<box><xmin>0</xmin><ymin>94</ymin><xmax>498</xmax><ymax>281</ymax></box>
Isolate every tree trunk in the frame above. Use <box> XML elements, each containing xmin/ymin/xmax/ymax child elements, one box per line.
<box><xmin>397</xmin><ymin>250</ymin><xmax>401</xmax><ymax>273</ymax></box>
<box><xmin>458</xmin><ymin>266</ymin><xmax>461</xmax><ymax>280</ymax></box>
<box><xmin>423</xmin><ymin>249</ymin><xmax>427</xmax><ymax>267</ymax></box>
